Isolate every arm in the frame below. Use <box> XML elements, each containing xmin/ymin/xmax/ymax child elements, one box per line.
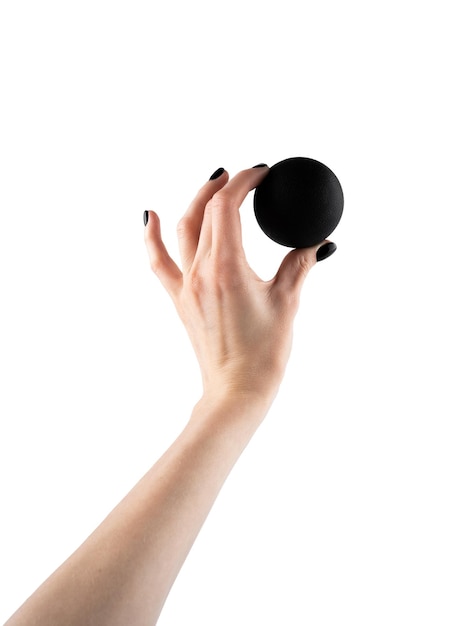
<box><xmin>5</xmin><ymin>165</ymin><xmax>336</xmax><ymax>626</ymax></box>
<box><xmin>5</xmin><ymin>394</ymin><xmax>271</xmax><ymax>626</ymax></box>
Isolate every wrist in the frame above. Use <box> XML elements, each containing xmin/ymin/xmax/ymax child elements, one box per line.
<box><xmin>190</xmin><ymin>387</ymin><xmax>276</xmax><ymax>435</ymax></box>
<box><xmin>199</xmin><ymin>362</ymin><xmax>285</xmax><ymax>410</ymax></box>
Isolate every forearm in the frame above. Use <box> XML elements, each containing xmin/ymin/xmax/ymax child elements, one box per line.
<box><xmin>5</xmin><ymin>392</ymin><xmax>273</xmax><ymax>626</ymax></box>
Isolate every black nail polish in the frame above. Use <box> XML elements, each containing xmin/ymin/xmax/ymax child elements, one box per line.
<box><xmin>143</xmin><ymin>210</ymin><xmax>149</xmax><ymax>226</ymax></box>
<box><xmin>252</xmin><ymin>163</ymin><xmax>268</xmax><ymax>168</ymax></box>
<box><xmin>209</xmin><ymin>167</ymin><xmax>225</xmax><ymax>180</ymax></box>
<box><xmin>316</xmin><ymin>242</ymin><xmax>337</xmax><ymax>262</ymax></box>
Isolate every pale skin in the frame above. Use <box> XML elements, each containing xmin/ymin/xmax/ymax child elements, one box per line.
<box><xmin>5</xmin><ymin>164</ymin><xmax>336</xmax><ymax>626</ymax></box>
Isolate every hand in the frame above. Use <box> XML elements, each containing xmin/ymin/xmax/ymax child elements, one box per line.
<box><xmin>144</xmin><ymin>165</ymin><xmax>335</xmax><ymax>404</ymax></box>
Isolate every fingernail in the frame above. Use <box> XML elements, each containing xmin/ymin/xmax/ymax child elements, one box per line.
<box><xmin>209</xmin><ymin>167</ymin><xmax>225</xmax><ymax>180</ymax></box>
<box><xmin>252</xmin><ymin>163</ymin><xmax>268</xmax><ymax>168</ymax></box>
<box><xmin>316</xmin><ymin>242</ymin><xmax>337</xmax><ymax>262</ymax></box>
<box><xmin>143</xmin><ymin>210</ymin><xmax>149</xmax><ymax>226</ymax></box>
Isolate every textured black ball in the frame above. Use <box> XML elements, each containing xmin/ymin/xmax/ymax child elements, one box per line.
<box><xmin>253</xmin><ymin>157</ymin><xmax>344</xmax><ymax>248</ymax></box>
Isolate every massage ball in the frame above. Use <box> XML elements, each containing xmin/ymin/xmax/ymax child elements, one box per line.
<box><xmin>253</xmin><ymin>157</ymin><xmax>344</xmax><ymax>248</ymax></box>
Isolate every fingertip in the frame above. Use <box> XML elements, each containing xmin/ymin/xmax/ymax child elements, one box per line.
<box><xmin>203</xmin><ymin>168</ymin><xmax>229</xmax><ymax>191</ymax></box>
<box><xmin>315</xmin><ymin>241</ymin><xmax>337</xmax><ymax>262</ymax></box>
<box><xmin>144</xmin><ymin>209</ymin><xmax>160</xmax><ymax>227</ymax></box>
<box><xmin>143</xmin><ymin>211</ymin><xmax>162</xmax><ymax>249</ymax></box>
<box><xmin>242</xmin><ymin>163</ymin><xmax>271</xmax><ymax>191</ymax></box>
<box><xmin>144</xmin><ymin>209</ymin><xmax>160</xmax><ymax>223</ymax></box>
<box><xmin>209</xmin><ymin>167</ymin><xmax>226</xmax><ymax>181</ymax></box>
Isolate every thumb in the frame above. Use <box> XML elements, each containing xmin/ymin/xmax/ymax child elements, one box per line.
<box><xmin>272</xmin><ymin>240</ymin><xmax>337</xmax><ymax>296</ymax></box>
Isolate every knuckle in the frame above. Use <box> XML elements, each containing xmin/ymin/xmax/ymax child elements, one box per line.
<box><xmin>188</xmin><ymin>268</ymin><xmax>204</xmax><ymax>291</ymax></box>
<box><xmin>149</xmin><ymin>254</ymin><xmax>164</xmax><ymax>275</ymax></box>
<box><xmin>209</xmin><ymin>189</ymin><xmax>233</xmax><ymax>210</ymax></box>
<box><xmin>176</xmin><ymin>216</ymin><xmax>191</xmax><ymax>238</ymax></box>
<box><xmin>297</xmin><ymin>254</ymin><xmax>312</xmax><ymax>278</ymax></box>
<box><xmin>186</xmin><ymin>264</ymin><xmax>207</xmax><ymax>294</ymax></box>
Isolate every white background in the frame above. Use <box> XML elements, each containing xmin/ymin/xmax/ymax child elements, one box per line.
<box><xmin>0</xmin><ymin>1</ymin><xmax>469</xmax><ymax>624</ymax></box>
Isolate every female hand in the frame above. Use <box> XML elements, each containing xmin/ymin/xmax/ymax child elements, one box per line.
<box><xmin>144</xmin><ymin>165</ymin><xmax>336</xmax><ymax>405</ymax></box>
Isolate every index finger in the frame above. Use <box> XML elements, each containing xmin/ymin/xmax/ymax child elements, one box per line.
<box><xmin>209</xmin><ymin>165</ymin><xmax>270</xmax><ymax>255</ymax></box>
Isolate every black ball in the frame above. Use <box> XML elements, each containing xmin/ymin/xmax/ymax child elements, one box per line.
<box><xmin>253</xmin><ymin>157</ymin><xmax>344</xmax><ymax>248</ymax></box>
